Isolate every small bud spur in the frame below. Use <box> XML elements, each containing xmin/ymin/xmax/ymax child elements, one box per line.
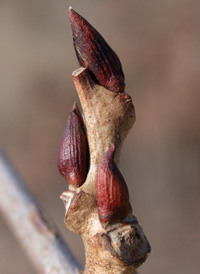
<box><xmin>57</xmin><ymin>102</ymin><xmax>89</xmax><ymax>187</ymax></box>
<box><xmin>96</xmin><ymin>144</ymin><xmax>131</xmax><ymax>226</ymax></box>
<box><xmin>69</xmin><ymin>8</ymin><xmax>125</xmax><ymax>93</ymax></box>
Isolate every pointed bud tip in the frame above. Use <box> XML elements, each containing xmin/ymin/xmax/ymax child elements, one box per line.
<box><xmin>68</xmin><ymin>6</ymin><xmax>73</xmax><ymax>16</ymax></box>
<box><xmin>69</xmin><ymin>7</ymin><xmax>79</xmax><ymax>24</ymax></box>
<box><xmin>68</xmin><ymin>9</ymin><xmax>125</xmax><ymax>93</ymax></box>
<box><xmin>71</xmin><ymin>101</ymin><xmax>77</xmax><ymax>111</ymax></box>
<box><xmin>70</xmin><ymin>102</ymin><xmax>83</xmax><ymax>121</ymax></box>
<box><xmin>68</xmin><ymin>7</ymin><xmax>74</xmax><ymax>22</ymax></box>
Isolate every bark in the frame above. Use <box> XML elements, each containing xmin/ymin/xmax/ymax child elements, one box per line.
<box><xmin>60</xmin><ymin>68</ymin><xmax>150</xmax><ymax>274</ymax></box>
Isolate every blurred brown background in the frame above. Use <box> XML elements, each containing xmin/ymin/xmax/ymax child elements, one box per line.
<box><xmin>0</xmin><ymin>0</ymin><xmax>200</xmax><ymax>273</ymax></box>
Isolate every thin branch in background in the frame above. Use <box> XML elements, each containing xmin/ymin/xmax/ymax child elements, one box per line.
<box><xmin>0</xmin><ymin>147</ymin><xmax>82</xmax><ymax>274</ymax></box>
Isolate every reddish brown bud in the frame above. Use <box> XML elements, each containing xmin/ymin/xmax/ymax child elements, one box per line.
<box><xmin>69</xmin><ymin>7</ymin><xmax>125</xmax><ymax>93</ymax></box>
<box><xmin>57</xmin><ymin>102</ymin><xmax>89</xmax><ymax>187</ymax></box>
<box><xmin>96</xmin><ymin>144</ymin><xmax>131</xmax><ymax>226</ymax></box>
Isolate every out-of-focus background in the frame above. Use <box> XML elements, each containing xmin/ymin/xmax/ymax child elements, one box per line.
<box><xmin>1</xmin><ymin>0</ymin><xmax>200</xmax><ymax>273</ymax></box>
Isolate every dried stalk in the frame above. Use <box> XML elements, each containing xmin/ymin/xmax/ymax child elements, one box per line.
<box><xmin>0</xmin><ymin>148</ymin><xmax>82</xmax><ymax>274</ymax></box>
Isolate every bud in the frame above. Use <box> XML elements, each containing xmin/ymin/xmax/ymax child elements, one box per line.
<box><xmin>57</xmin><ymin>102</ymin><xmax>89</xmax><ymax>187</ymax></box>
<box><xmin>96</xmin><ymin>144</ymin><xmax>131</xmax><ymax>226</ymax></box>
<box><xmin>69</xmin><ymin>7</ymin><xmax>125</xmax><ymax>93</ymax></box>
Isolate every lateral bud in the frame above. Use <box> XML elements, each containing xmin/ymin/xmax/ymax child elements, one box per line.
<box><xmin>69</xmin><ymin>8</ymin><xmax>125</xmax><ymax>93</ymax></box>
<box><xmin>57</xmin><ymin>102</ymin><xmax>89</xmax><ymax>187</ymax></box>
<box><xmin>96</xmin><ymin>144</ymin><xmax>132</xmax><ymax>227</ymax></box>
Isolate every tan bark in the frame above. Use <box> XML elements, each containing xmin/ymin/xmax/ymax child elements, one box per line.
<box><xmin>61</xmin><ymin>68</ymin><xmax>150</xmax><ymax>274</ymax></box>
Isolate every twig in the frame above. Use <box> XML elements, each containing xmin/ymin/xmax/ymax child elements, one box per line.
<box><xmin>58</xmin><ymin>8</ymin><xmax>151</xmax><ymax>274</ymax></box>
<box><xmin>0</xmin><ymin>147</ymin><xmax>82</xmax><ymax>274</ymax></box>
<box><xmin>61</xmin><ymin>68</ymin><xmax>149</xmax><ymax>274</ymax></box>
